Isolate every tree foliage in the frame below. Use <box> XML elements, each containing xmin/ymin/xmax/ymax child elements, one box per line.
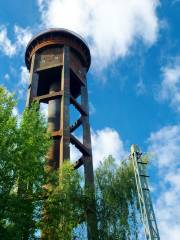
<box><xmin>0</xmin><ymin>87</ymin><xmax>50</xmax><ymax>239</ymax></box>
<box><xmin>0</xmin><ymin>86</ymin><xmax>140</xmax><ymax>239</ymax></box>
<box><xmin>40</xmin><ymin>157</ymin><xmax>140</xmax><ymax>240</ymax></box>
<box><xmin>40</xmin><ymin>162</ymin><xmax>85</xmax><ymax>240</ymax></box>
<box><xmin>95</xmin><ymin>156</ymin><xmax>139</xmax><ymax>239</ymax></box>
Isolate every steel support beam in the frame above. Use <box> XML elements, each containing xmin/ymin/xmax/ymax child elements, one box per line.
<box><xmin>81</xmin><ymin>77</ymin><xmax>98</xmax><ymax>240</ymax></box>
<box><xmin>60</xmin><ymin>46</ymin><xmax>70</xmax><ymax>165</ymax></box>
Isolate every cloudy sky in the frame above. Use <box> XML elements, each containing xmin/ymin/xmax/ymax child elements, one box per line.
<box><xmin>0</xmin><ymin>0</ymin><xmax>180</xmax><ymax>239</ymax></box>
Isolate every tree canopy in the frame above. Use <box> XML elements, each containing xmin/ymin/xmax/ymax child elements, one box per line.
<box><xmin>0</xmin><ymin>87</ymin><xmax>50</xmax><ymax>239</ymax></box>
<box><xmin>0</xmin><ymin>86</ymin><xmax>140</xmax><ymax>239</ymax></box>
<box><xmin>95</xmin><ymin>156</ymin><xmax>139</xmax><ymax>239</ymax></box>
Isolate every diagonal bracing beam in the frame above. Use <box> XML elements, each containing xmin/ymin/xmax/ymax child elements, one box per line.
<box><xmin>70</xmin><ymin>117</ymin><xmax>82</xmax><ymax>133</ymax></box>
<box><xmin>70</xmin><ymin>134</ymin><xmax>91</xmax><ymax>156</ymax></box>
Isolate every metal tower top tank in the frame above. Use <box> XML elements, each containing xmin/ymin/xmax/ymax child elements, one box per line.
<box><xmin>25</xmin><ymin>28</ymin><xmax>91</xmax><ymax>71</ymax></box>
<box><xmin>25</xmin><ymin>28</ymin><xmax>92</xmax><ymax>167</ymax></box>
<box><xmin>25</xmin><ymin>28</ymin><xmax>97</xmax><ymax>239</ymax></box>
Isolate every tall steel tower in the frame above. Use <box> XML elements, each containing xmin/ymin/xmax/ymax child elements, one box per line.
<box><xmin>25</xmin><ymin>28</ymin><xmax>97</xmax><ymax>239</ymax></box>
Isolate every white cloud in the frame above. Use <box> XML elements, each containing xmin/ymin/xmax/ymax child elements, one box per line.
<box><xmin>38</xmin><ymin>0</ymin><xmax>159</xmax><ymax>69</ymax></box>
<box><xmin>158</xmin><ymin>62</ymin><xmax>180</xmax><ymax>112</ymax></box>
<box><xmin>91</xmin><ymin>128</ymin><xmax>127</xmax><ymax>168</ymax></box>
<box><xmin>16</xmin><ymin>66</ymin><xmax>30</xmax><ymax>99</ymax></box>
<box><xmin>70</xmin><ymin>144</ymin><xmax>82</xmax><ymax>163</ymax></box>
<box><xmin>0</xmin><ymin>25</ymin><xmax>32</xmax><ymax>57</ymax></box>
<box><xmin>0</xmin><ymin>26</ymin><xmax>16</xmax><ymax>56</ymax></box>
<box><xmin>14</xmin><ymin>25</ymin><xmax>32</xmax><ymax>49</ymax></box>
<box><xmin>148</xmin><ymin>125</ymin><xmax>180</xmax><ymax>168</ymax></box>
<box><xmin>20</xmin><ymin>66</ymin><xmax>30</xmax><ymax>85</ymax></box>
<box><xmin>70</xmin><ymin>127</ymin><xmax>127</xmax><ymax>168</ymax></box>
<box><xmin>148</xmin><ymin>125</ymin><xmax>180</xmax><ymax>239</ymax></box>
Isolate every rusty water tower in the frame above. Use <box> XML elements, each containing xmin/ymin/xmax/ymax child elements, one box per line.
<box><xmin>25</xmin><ymin>28</ymin><xmax>97</xmax><ymax>239</ymax></box>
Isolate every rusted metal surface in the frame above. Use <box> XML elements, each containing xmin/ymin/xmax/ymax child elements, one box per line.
<box><xmin>81</xmin><ymin>77</ymin><xmax>98</xmax><ymax>239</ymax></box>
<box><xmin>26</xmin><ymin>28</ymin><xmax>89</xmax><ymax>51</ymax></box>
<box><xmin>70</xmin><ymin>134</ymin><xmax>91</xmax><ymax>156</ymax></box>
<box><xmin>33</xmin><ymin>91</ymin><xmax>63</xmax><ymax>103</ymax></box>
<box><xmin>59</xmin><ymin>46</ymin><xmax>70</xmax><ymax>164</ymax></box>
<box><xmin>70</xmin><ymin>117</ymin><xmax>82</xmax><ymax>133</ymax></box>
<box><xmin>74</xmin><ymin>156</ymin><xmax>84</xmax><ymax>169</ymax></box>
<box><xmin>51</xmin><ymin>130</ymin><xmax>63</xmax><ymax>138</ymax></box>
<box><xmin>26</xmin><ymin>54</ymin><xmax>38</xmax><ymax>107</ymax></box>
<box><xmin>34</xmin><ymin>47</ymin><xmax>63</xmax><ymax>71</ymax></box>
<box><xmin>25</xmin><ymin>28</ymin><xmax>91</xmax><ymax>71</ymax></box>
<box><xmin>47</xmin><ymin>80</ymin><xmax>61</xmax><ymax>168</ymax></box>
<box><xmin>70</xmin><ymin>49</ymin><xmax>86</xmax><ymax>82</ymax></box>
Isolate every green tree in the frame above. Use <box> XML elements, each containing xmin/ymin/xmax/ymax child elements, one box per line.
<box><xmin>95</xmin><ymin>156</ymin><xmax>139</xmax><ymax>240</ymax></box>
<box><xmin>40</xmin><ymin>162</ymin><xmax>85</xmax><ymax>240</ymax></box>
<box><xmin>0</xmin><ymin>87</ymin><xmax>50</xmax><ymax>239</ymax></box>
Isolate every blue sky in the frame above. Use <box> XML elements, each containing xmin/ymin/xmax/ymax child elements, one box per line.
<box><xmin>0</xmin><ymin>0</ymin><xmax>180</xmax><ymax>239</ymax></box>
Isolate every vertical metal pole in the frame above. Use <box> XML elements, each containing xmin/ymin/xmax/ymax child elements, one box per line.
<box><xmin>60</xmin><ymin>46</ymin><xmax>70</xmax><ymax>166</ymax></box>
<box><xmin>81</xmin><ymin>77</ymin><xmax>94</xmax><ymax>186</ymax></box>
<box><xmin>48</xmin><ymin>81</ymin><xmax>61</xmax><ymax>169</ymax></box>
<box><xmin>26</xmin><ymin>53</ymin><xmax>38</xmax><ymax>107</ymax></box>
<box><xmin>81</xmin><ymin>77</ymin><xmax>98</xmax><ymax>240</ymax></box>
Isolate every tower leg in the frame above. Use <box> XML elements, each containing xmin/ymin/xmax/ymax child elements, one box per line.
<box><xmin>81</xmin><ymin>78</ymin><xmax>98</xmax><ymax>239</ymax></box>
<box><xmin>60</xmin><ymin>46</ymin><xmax>70</xmax><ymax>165</ymax></box>
<box><xmin>26</xmin><ymin>54</ymin><xmax>38</xmax><ymax>107</ymax></box>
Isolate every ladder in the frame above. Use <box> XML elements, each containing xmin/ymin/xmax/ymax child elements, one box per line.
<box><xmin>130</xmin><ymin>144</ymin><xmax>160</xmax><ymax>240</ymax></box>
